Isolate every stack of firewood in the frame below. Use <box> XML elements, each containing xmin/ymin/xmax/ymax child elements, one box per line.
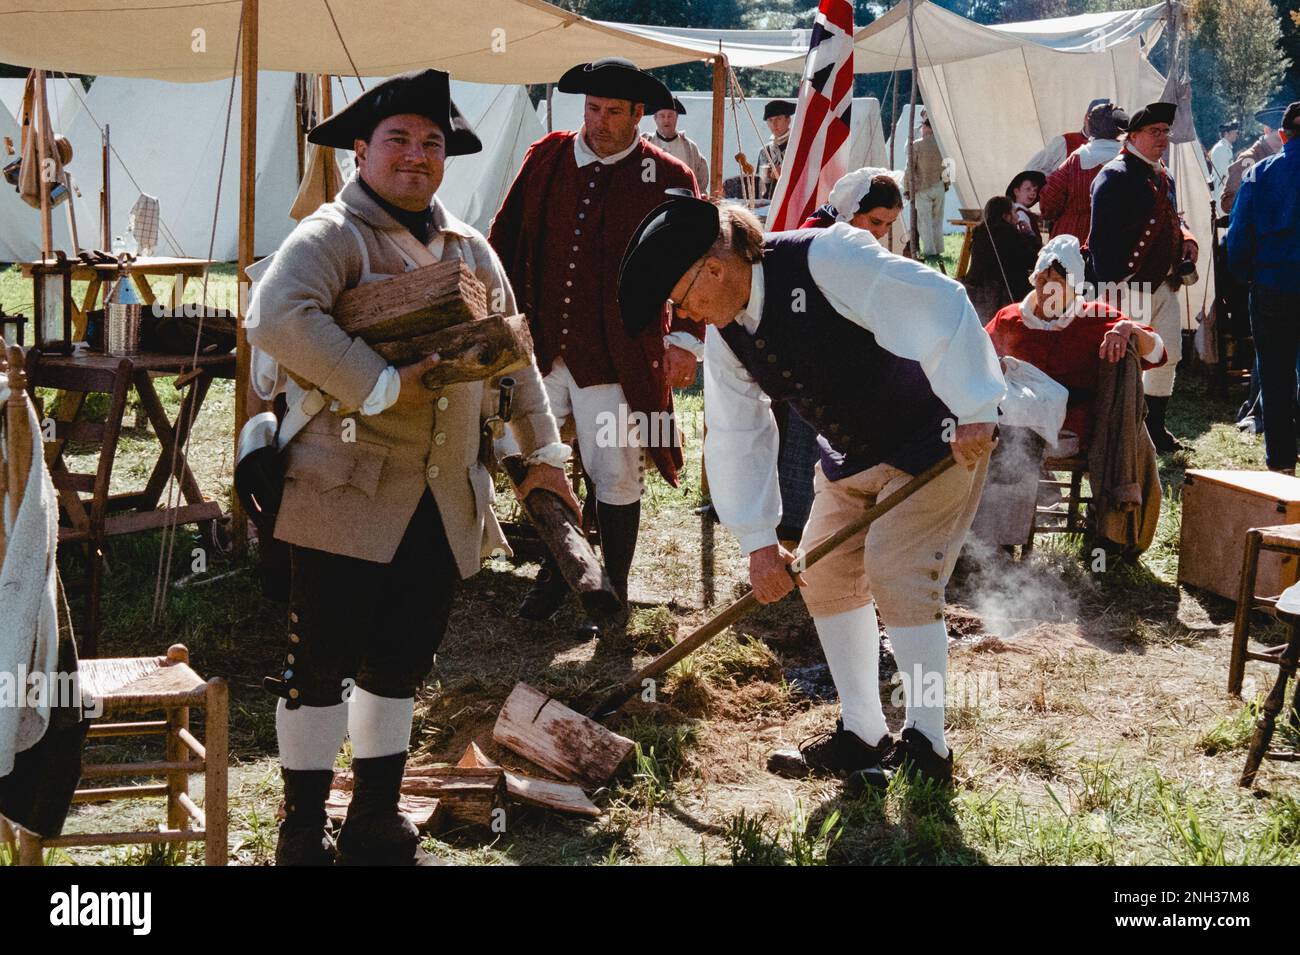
<box><xmin>334</xmin><ymin>260</ymin><xmax>533</xmax><ymax>389</ymax></box>
<box><xmin>317</xmin><ymin>684</ymin><xmax>635</xmax><ymax>836</ymax></box>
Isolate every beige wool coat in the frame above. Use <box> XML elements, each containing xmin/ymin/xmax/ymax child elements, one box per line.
<box><xmin>247</xmin><ymin>175</ymin><xmax>560</xmax><ymax>577</ymax></box>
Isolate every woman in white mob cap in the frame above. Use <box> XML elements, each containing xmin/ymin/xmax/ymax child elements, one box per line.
<box><xmin>801</xmin><ymin>167</ymin><xmax>904</xmax><ymax>241</ymax></box>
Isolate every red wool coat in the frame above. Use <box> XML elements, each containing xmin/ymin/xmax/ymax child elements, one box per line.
<box><xmin>985</xmin><ymin>300</ymin><xmax>1166</xmax><ymax>448</ymax></box>
<box><xmin>1039</xmin><ymin>150</ymin><xmax>1105</xmax><ymax>243</ymax></box>
<box><xmin>489</xmin><ymin>131</ymin><xmax>699</xmax><ymax>484</ymax></box>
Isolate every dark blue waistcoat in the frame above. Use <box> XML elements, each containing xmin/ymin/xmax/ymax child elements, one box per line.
<box><xmin>718</xmin><ymin>231</ymin><xmax>952</xmax><ymax>480</ymax></box>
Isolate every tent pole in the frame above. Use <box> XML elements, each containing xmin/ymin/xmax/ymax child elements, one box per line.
<box><xmin>295</xmin><ymin>74</ymin><xmax>306</xmax><ymax>183</ymax></box>
<box><xmin>905</xmin><ymin>0</ymin><xmax>919</xmax><ymax>260</ymax></box>
<box><xmin>33</xmin><ymin>70</ymin><xmax>53</xmax><ymax>258</ymax></box>
<box><xmin>710</xmin><ymin>53</ymin><xmax>727</xmax><ymax>198</ymax></box>
<box><xmin>101</xmin><ymin>124</ymin><xmax>111</xmax><ymax>249</ymax></box>
<box><xmin>233</xmin><ymin>0</ymin><xmax>260</xmax><ymax>557</ymax></box>
<box><xmin>546</xmin><ymin>84</ymin><xmax>553</xmax><ymax>134</ymax></box>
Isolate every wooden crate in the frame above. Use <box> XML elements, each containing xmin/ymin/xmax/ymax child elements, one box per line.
<box><xmin>1178</xmin><ymin>469</ymin><xmax>1300</xmax><ymax>600</ymax></box>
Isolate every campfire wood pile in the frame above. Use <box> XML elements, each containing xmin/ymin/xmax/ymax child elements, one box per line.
<box><xmin>314</xmin><ymin>685</ymin><xmax>633</xmax><ymax>835</ymax></box>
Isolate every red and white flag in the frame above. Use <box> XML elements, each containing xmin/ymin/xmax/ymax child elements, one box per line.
<box><xmin>766</xmin><ymin>0</ymin><xmax>856</xmax><ymax>233</ymax></box>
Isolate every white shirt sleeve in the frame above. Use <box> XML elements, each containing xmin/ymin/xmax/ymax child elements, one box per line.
<box><xmin>807</xmin><ymin>225</ymin><xmax>1006</xmax><ymax>426</ymax></box>
<box><xmin>361</xmin><ymin>365</ymin><xmax>400</xmax><ymax>415</ymax></box>
<box><xmin>664</xmin><ymin>330</ymin><xmax>705</xmax><ymax>360</ymax></box>
<box><xmin>703</xmin><ymin>323</ymin><xmax>782</xmax><ymax>555</ymax></box>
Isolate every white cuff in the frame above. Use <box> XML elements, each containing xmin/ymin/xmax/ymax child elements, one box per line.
<box><xmin>664</xmin><ymin>331</ymin><xmax>705</xmax><ymax>360</ymax></box>
<box><xmin>361</xmin><ymin>366</ymin><xmax>400</xmax><ymax>415</ymax></box>
<box><xmin>524</xmin><ymin>442</ymin><xmax>573</xmax><ymax>469</ymax></box>
<box><xmin>1146</xmin><ymin>334</ymin><xmax>1166</xmax><ymax>364</ymax></box>
<box><xmin>739</xmin><ymin>529</ymin><xmax>779</xmax><ymax>556</ymax></box>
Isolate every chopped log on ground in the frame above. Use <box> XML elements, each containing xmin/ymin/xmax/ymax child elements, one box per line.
<box><xmin>415</xmin><ymin>314</ymin><xmax>533</xmax><ymax>388</ymax></box>
<box><xmin>334</xmin><ymin>765</ymin><xmax>505</xmax><ymax>828</ymax></box>
<box><xmin>492</xmin><ymin>683</ymin><xmax>635</xmax><ymax>789</ymax></box>
<box><xmin>333</xmin><ymin>260</ymin><xmax>487</xmax><ymax>343</ymax></box>
<box><xmin>294</xmin><ymin>791</ymin><xmax>444</xmax><ymax>833</ymax></box>
<box><xmin>502</xmin><ymin>455</ymin><xmax>621</xmax><ymax>621</ymax></box>
<box><xmin>455</xmin><ymin>741</ymin><xmax>602</xmax><ymax>818</ymax></box>
<box><xmin>457</xmin><ymin>741</ymin><xmax>498</xmax><ymax>769</ymax></box>
<box><xmin>504</xmin><ymin>771</ymin><xmax>601</xmax><ymax>818</ymax></box>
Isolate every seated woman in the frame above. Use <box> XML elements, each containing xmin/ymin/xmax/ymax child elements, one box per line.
<box><xmin>801</xmin><ymin>166</ymin><xmax>903</xmax><ymax>240</ymax></box>
<box><xmin>1006</xmin><ymin>170</ymin><xmax>1046</xmax><ymax>248</ymax></box>
<box><xmin>963</xmin><ymin>194</ymin><xmax>1039</xmax><ymax>322</ymax></box>
<box><xmin>984</xmin><ymin>234</ymin><xmax>1166</xmax><ymax>454</ymax></box>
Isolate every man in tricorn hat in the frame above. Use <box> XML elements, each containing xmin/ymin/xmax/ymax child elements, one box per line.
<box><xmin>645</xmin><ymin>96</ymin><xmax>709</xmax><ymax>192</ymax></box>
<box><xmin>619</xmin><ymin>196</ymin><xmax>1004</xmax><ymax>788</ymax></box>
<box><xmin>490</xmin><ymin>58</ymin><xmax>701</xmax><ymax>631</ymax></box>
<box><xmin>248</xmin><ymin>69</ymin><xmax>573</xmax><ymax>865</ymax></box>
<box><xmin>1209</xmin><ymin>119</ymin><xmax>1240</xmax><ymax>197</ymax></box>
<box><xmin>759</xmin><ymin>99</ymin><xmax>796</xmax><ymax>199</ymax></box>
<box><xmin>1088</xmin><ymin>100</ymin><xmax>1198</xmax><ymax>453</ymax></box>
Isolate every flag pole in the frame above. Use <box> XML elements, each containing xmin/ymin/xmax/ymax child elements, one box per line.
<box><xmin>905</xmin><ymin>0</ymin><xmax>919</xmax><ymax>260</ymax></box>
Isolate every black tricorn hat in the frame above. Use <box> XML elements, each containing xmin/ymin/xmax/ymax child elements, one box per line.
<box><xmin>557</xmin><ymin>57</ymin><xmax>673</xmax><ymax>111</ymax></box>
<box><xmin>671</xmin><ymin>97</ymin><xmax>686</xmax><ymax>115</ymax></box>
<box><xmin>307</xmin><ymin>69</ymin><xmax>481</xmax><ymax>155</ymax></box>
<box><xmin>618</xmin><ymin>192</ymin><xmax>721</xmax><ymax>337</ymax></box>
<box><xmin>764</xmin><ymin>100</ymin><xmax>796</xmax><ymax>120</ymax></box>
<box><xmin>1126</xmin><ymin>101</ymin><xmax>1177</xmax><ymax>131</ymax></box>
<box><xmin>1005</xmin><ymin>169</ymin><xmax>1046</xmax><ymax>198</ymax></box>
<box><xmin>1219</xmin><ymin>120</ymin><xmax>1240</xmax><ymax>133</ymax></box>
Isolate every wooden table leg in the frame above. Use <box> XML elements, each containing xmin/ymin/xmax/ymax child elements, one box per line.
<box><xmin>1231</xmin><ymin>531</ymin><xmax>1263</xmax><ymax>697</ymax></box>
<box><xmin>81</xmin><ymin>359</ymin><xmax>134</xmax><ymax>656</ymax></box>
<box><xmin>1241</xmin><ymin>617</ymin><xmax>1300</xmax><ymax>787</ymax></box>
<box><xmin>130</xmin><ymin>272</ymin><xmax>157</xmax><ymax>307</ymax></box>
<box><xmin>134</xmin><ymin>369</ymin><xmax>213</xmax><ymax>510</ymax></box>
<box><xmin>956</xmin><ymin>225</ymin><xmax>974</xmax><ymax>281</ymax></box>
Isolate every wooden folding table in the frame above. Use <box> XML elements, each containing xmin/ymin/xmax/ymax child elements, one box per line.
<box><xmin>24</xmin><ymin>348</ymin><xmax>235</xmax><ymax>656</ymax></box>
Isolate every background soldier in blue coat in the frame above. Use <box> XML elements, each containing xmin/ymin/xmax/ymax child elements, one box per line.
<box><xmin>1227</xmin><ymin>102</ymin><xmax>1300</xmax><ymax>473</ymax></box>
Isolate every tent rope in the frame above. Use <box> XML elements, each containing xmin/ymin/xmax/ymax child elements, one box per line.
<box><xmin>323</xmin><ymin>0</ymin><xmax>366</xmax><ymax>92</ymax></box>
<box><xmin>149</xmin><ymin>2</ymin><xmax>244</xmax><ymax>627</ymax></box>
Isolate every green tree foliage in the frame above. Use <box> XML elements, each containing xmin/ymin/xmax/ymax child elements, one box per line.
<box><xmin>1187</xmin><ymin>0</ymin><xmax>1291</xmax><ymax>142</ymax></box>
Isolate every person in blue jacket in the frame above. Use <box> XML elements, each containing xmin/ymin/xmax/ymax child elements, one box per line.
<box><xmin>1227</xmin><ymin>102</ymin><xmax>1300</xmax><ymax>474</ymax></box>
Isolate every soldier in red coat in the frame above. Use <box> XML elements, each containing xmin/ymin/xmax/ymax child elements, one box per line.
<box><xmin>489</xmin><ymin>58</ymin><xmax>702</xmax><ymax>631</ymax></box>
<box><xmin>1087</xmin><ymin>101</ymin><xmax>1199</xmax><ymax>452</ymax></box>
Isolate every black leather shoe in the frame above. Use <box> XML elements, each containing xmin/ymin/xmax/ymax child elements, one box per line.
<box><xmin>882</xmin><ymin>727</ymin><xmax>954</xmax><ymax>787</ymax></box>
<box><xmin>766</xmin><ymin>720</ymin><xmax>893</xmax><ymax>779</ymax></box>
<box><xmin>518</xmin><ymin>565</ymin><xmax>570</xmax><ymax>622</ymax></box>
<box><xmin>275</xmin><ymin>768</ymin><xmax>335</xmax><ymax>866</ymax></box>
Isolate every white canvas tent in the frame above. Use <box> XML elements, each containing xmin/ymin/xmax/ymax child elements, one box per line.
<box><xmin>57</xmin><ymin>72</ymin><xmax>300</xmax><ymax>261</ymax></box>
<box><xmin>0</xmin><ymin>73</ymin><xmax>546</xmax><ymax>263</ymax></box>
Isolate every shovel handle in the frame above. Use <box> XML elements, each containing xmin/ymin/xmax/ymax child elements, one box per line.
<box><xmin>586</xmin><ymin>455</ymin><xmax>959</xmax><ymax>719</ymax></box>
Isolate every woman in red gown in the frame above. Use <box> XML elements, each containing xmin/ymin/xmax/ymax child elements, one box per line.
<box><xmin>984</xmin><ymin>234</ymin><xmax>1166</xmax><ymax>452</ymax></box>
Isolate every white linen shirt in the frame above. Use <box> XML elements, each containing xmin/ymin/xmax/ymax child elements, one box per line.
<box><xmin>703</xmin><ymin>223</ymin><xmax>1005</xmax><ymax>555</ymax></box>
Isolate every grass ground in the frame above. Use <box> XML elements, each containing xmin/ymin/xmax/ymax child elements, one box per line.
<box><xmin>3</xmin><ymin>251</ymin><xmax>1297</xmax><ymax>868</ymax></box>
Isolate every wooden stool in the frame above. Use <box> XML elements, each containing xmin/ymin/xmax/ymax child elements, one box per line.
<box><xmin>1230</xmin><ymin>525</ymin><xmax>1300</xmax><ymax>696</ymax></box>
<box><xmin>1240</xmin><ymin>606</ymin><xmax>1300</xmax><ymax>787</ymax></box>
<box><xmin>1024</xmin><ymin>456</ymin><xmax>1091</xmax><ymax>552</ymax></box>
<box><xmin>2</xmin><ymin>644</ymin><xmax>228</xmax><ymax>865</ymax></box>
